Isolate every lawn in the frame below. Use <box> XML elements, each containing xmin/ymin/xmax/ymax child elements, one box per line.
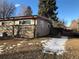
<box><xmin>0</xmin><ymin>37</ymin><xmax>79</xmax><ymax>59</ymax></box>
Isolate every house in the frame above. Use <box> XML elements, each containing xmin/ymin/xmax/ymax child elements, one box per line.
<box><xmin>70</xmin><ymin>19</ymin><xmax>79</xmax><ymax>31</ymax></box>
<box><xmin>70</xmin><ymin>20</ymin><xmax>77</xmax><ymax>30</ymax></box>
<box><xmin>0</xmin><ymin>16</ymin><xmax>52</xmax><ymax>38</ymax></box>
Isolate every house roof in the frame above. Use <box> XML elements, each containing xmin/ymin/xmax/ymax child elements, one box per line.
<box><xmin>0</xmin><ymin>15</ymin><xmax>65</xmax><ymax>28</ymax></box>
<box><xmin>0</xmin><ymin>15</ymin><xmax>37</xmax><ymax>21</ymax></box>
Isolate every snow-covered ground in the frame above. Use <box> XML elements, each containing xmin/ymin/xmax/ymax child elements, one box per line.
<box><xmin>41</xmin><ymin>36</ymin><xmax>68</xmax><ymax>55</ymax></box>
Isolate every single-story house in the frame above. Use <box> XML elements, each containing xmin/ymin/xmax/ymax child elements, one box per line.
<box><xmin>0</xmin><ymin>15</ymin><xmax>52</xmax><ymax>38</ymax></box>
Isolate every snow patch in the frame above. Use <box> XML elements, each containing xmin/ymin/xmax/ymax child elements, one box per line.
<box><xmin>17</xmin><ymin>43</ymin><xmax>21</xmax><ymax>47</ymax></box>
<box><xmin>28</xmin><ymin>43</ymin><xmax>33</xmax><ymax>45</ymax></box>
<box><xmin>9</xmin><ymin>46</ymin><xmax>13</xmax><ymax>49</ymax></box>
<box><xmin>12</xmin><ymin>45</ymin><xmax>16</xmax><ymax>47</ymax></box>
<box><xmin>3</xmin><ymin>43</ymin><xmax>7</xmax><ymax>45</ymax></box>
<box><xmin>41</xmin><ymin>36</ymin><xmax>68</xmax><ymax>55</ymax></box>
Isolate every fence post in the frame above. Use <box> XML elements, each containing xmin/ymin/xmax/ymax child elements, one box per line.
<box><xmin>12</xmin><ymin>21</ymin><xmax>15</xmax><ymax>37</ymax></box>
<box><xmin>34</xmin><ymin>19</ymin><xmax>36</xmax><ymax>38</ymax></box>
<box><xmin>53</xmin><ymin>52</ymin><xmax>57</xmax><ymax>59</ymax></box>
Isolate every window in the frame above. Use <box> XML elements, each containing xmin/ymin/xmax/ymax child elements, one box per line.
<box><xmin>2</xmin><ymin>21</ymin><xmax>14</xmax><ymax>25</ymax></box>
<box><xmin>22</xmin><ymin>20</ymin><xmax>31</xmax><ymax>24</ymax></box>
<box><xmin>0</xmin><ymin>22</ymin><xmax>2</xmax><ymax>25</ymax></box>
<box><xmin>15</xmin><ymin>21</ymin><xmax>19</xmax><ymax>25</ymax></box>
<box><xmin>19</xmin><ymin>19</ymin><xmax>34</xmax><ymax>25</ymax></box>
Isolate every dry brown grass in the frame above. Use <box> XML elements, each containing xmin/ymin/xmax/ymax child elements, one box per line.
<box><xmin>63</xmin><ymin>39</ymin><xmax>79</xmax><ymax>59</ymax></box>
<box><xmin>0</xmin><ymin>38</ymin><xmax>79</xmax><ymax>59</ymax></box>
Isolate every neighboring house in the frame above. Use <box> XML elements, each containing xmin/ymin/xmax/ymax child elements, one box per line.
<box><xmin>70</xmin><ymin>19</ymin><xmax>79</xmax><ymax>31</ymax></box>
<box><xmin>70</xmin><ymin>20</ymin><xmax>77</xmax><ymax>30</ymax></box>
<box><xmin>0</xmin><ymin>16</ymin><xmax>51</xmax><ymax>38</ymax></box>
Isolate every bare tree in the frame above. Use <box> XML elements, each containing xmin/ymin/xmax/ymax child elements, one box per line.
<box><xmin>0</xmin><ymin>0</ymin><xmax>15</xmax><ymax>18</ymax></box>
<box><xmin>20</xmin><ymin>5</ymin><xmax>32</xmax><ymax>16</ymax></box>
<box><xmin>0</xmin><ymin>0</ymin><xmax>16</xmax><ymax>38</ymax></box>
<box><xmin>16</xmin><ymin>5</ymin><xmax>33</xmax><ymax>38</ymax></box>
